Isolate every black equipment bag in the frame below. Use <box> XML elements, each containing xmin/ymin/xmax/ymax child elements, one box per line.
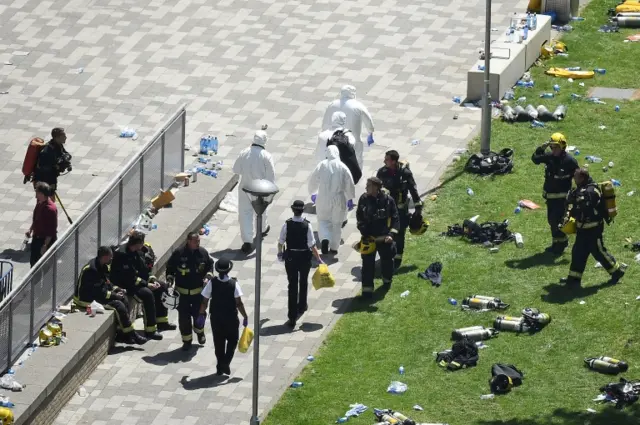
<box><xmin>465</xmin><ymin>148</ymin><xmax>514</xmax><ymax>176</ymax></box>
<box><xmin>490</xmin><ymin>363</ymin><xmax>524</xmax><ymax>393</ymax></box>
<box><xmin>436</xmin><ymin>336</ymin><xmax>479</xmax><ymax>371</ymax></box>
<box><xmin>327</xmin><ymin>129</ymin><xmax>362</xmax><ymax>184</ymax></box>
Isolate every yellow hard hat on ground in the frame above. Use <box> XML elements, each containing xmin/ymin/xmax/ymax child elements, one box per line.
<box><xmin>0</xmin><ymin>407</ymin><xmax>14</xmax><ymax>424</ymax></box>
<box><xmin>409</xmin><ymin>213</ymin><xmax>429</xmax><ymax>235</ymax></box>
<box><xmin>352</xmin><ymin>237</ymin><xmax>376</xmax><ymax>255</ymax></box>
<box><xmin>550</xmin><ymin>133</ymin><xmax>567</xmax><ymax>149</ymax></box>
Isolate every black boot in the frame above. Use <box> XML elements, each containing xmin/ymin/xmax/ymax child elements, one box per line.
<box><xmin>145</xmin><ymin>331</ymin><xmax>163</xmax><ymax>341</ymax></box>
<box><xmin>182</xmin><ymin>341</ymin><xmax>192</xmax><ymax>351</ymax></box>
<box><xmin>241</xmin><ymin>243</ymin><xmax>254</xmax><ymax>254</ymax></box>
<box><xmin>197</xmin><ymin>333</ymin><xmax>206</xmax><ymax>345</ymax></box>
<box><xmin>393</xmin><ymin>258</ymin><xmax>402</xmax><ymax>271</ymax></box>
<box><xmin>321</xmin><ymin>239</ymin><xmax>329</xmax><ymax>255</ymax></box>
<box><xmin>132</xmin><ymin>332</ymin><xmax>147</xmax><ymax>345</ymax></box>
<box><xmin>157</xmin><ymin>322</ymin><xmax>177</xmax><ymax>331</ymax></box>
<box><xmin>560</xmin><ymin>276</ymin><xmax>581</xmax><ymax>287</ymax></box>
<box><xmin>609</xmin><ymin>269</ymin><xmax>625</xmax><ymax>284</ymax></box>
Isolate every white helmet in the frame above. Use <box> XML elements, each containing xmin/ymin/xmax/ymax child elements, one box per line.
<box><xmin>161</xmin><ymin>288</ymin><xmax>180</xmax><ymax>310</ymax></box>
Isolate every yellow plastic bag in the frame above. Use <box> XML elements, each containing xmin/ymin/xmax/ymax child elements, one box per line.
<box><xmin>312</xmin><ymin>264</ymin><xmax>335</xmax><ymax>290</ymax></box>
<box><xmin>238</xmin><ymin>327</ymin><xmax>254</xmax><ymax>353</ymax></box>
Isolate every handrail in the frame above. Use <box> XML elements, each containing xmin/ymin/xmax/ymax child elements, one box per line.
<box><xmin>0</xmin><ymin>104</ymin><xmax>186</xmax><ymax>311</ymax></box>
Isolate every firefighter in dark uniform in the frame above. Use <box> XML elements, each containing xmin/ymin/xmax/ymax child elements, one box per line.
<box><xmin>139</xmin><ymin>235</ymin><xmax>175</xmax><ymax>330</ymax></box>
<box><xmin>277</xmin><ymin>200</ymin><xmax>324</xmax><ymax>328</ymax></box>
<box><xmin>166</xmin><ymin>232</ymin><xmax>214</xmax><ymax>351</ymax></box>
<box><xmin>562</xmin><ymin>168</ymin><xmax>624</xmax><ymax>286</ymax></box>
<box><xmin>198</xmin><ymin>259</ymin><xmax>249</xmax><ymax>376</ymax></box>
<box><xmin>531</xmin><ymin>133</ymin><xmax>579</xmax><ymax>255</ymax></box>
<box><xmin>376</xmin><ymin>150</ymin><xmax>423</xmax><ymax>269</ymax></box>
<box><xmin>356</xmin><ymin>177</ymin><xmax>400</xmax><ymax>297</ymax></box>
<box><xmin>33</xmin><ymin>127</ymin><xmax>72</xmax><ymax>196</ymax></box>
<box><xmin>110</xmin><ymin>231</ymin><xmax>173</xmax><ymax>340</ymax></box>
<box><xmin>74</xmin><ymin>246</ymin><xmax>147</xmax><ymax>345</ymax></box>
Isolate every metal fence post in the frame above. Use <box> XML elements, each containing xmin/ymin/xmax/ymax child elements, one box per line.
<box><xmin>181</xmin><ymin>109</ymin><xmax>186</xmax><ymax>173</ymax></box>
<box><xmin>160</xmin><ymin>134</ymin><xmax>166</xmax><ymax>190</ymax></box>
<box><xmin>7</xmin><ymin>300</ymin><xmax>13</xmax><ymax>368</ymax></box>
<box><xmin>74</xmin><ymin>230</ymin><xmax>80</xmax><ymax>286</ymax></box>
<box><xmin>97</xmin><ymin>204</ymin><xmax>102</xmax><ymax>249</ymax></box>
<box><xmin>118</xmin><ymin>180</ymin><xmax>124</xmax><ymax>238</ymax></box>
<box><xmin>139</xmin><ymin>157</ymin><xmax>144</xmax><ymax>212</ymax></box>
<box><xmin>29</xmin><ymin>272</ymin><xmax>35</xmax><ymax>345</ymax></box>
<box><xmin>52</xmin><ymin>252</ymin><xmax>57</xmax><ymax>311</ymax></box>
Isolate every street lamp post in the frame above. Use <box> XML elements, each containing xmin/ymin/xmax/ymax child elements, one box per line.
<box><xmin>480</xmin><ymin>0</ymin><xmax>492</xmax><ymax>154</ymax></box>
<box><xmin>242</xmin><ymin>179</ymin><xmax>279</xmax><ymax>425</ymax></box>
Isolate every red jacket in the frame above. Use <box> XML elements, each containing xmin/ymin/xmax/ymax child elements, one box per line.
<box><xmin>32</xmin><ymin>199</ymin><xmax>58</xmax><ymax>238</ymax></box>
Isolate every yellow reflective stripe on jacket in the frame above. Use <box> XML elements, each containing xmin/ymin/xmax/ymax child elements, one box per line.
<box><xmin>175</xmin><ymin>286</ymin><xmax>202</xmax><ymax>296</ymax></box>
<box><xmin>543</xmin><ymin>191</ymin><xmax>567</xmax><ymax>199</ymax></box>
<box><xmin>577</xmin><ymin>221</ymin><xmax>599</xmax><ymax>229</ymax></box>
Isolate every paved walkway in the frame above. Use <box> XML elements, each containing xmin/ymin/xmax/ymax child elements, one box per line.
<box><xmin>0</xmin><ymin>0</ymin><xmax>526</xmax><ymax>423</ymax></box>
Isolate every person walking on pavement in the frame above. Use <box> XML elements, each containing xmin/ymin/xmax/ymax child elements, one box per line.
<box><xmin>308</xmin><ymin>146</ymin><xmax>355</xmax><ymax>254</ymax></box>
<box><xmin>277</xmin><ymin>200</ymin><xmax>324</xmax><ymax>327</ymax></box>
<box><xmin>316</xmin><ymin>112</ymin><xmax>356</xmax><ymax>163</ymax></box>
<box><xmin>74</xmin><ymin>246</ymin><xmax>147</xmax><ymax>345</ymax></box>
<box><xmin>110</xmin><ymin>231</ymin><xmax>175</xmax><ymax>340</ymax></box>
<box><xmin>197</xmin><ymin>259</ymin><xmax>249</xmax><ymax>376</ymax></box>
<box><xmin>166</xmin><ymin>232</ymin><xmax>214</xmax><ymax>351</ymax></box>
<box><xmin>322</xmin><ymin>85</ymin><xmax>375</xmax><ymax>169</ymax></box>
<box><xmin>531</xmin><ymin>133</ymin><xmax>579</xmax><ymax>255</ymax></box>
<box><xmin>27</xmin><ymin>182</ymin><xmax>58</xmax><ymax>267</ymax></box>
<box><xmin>376</xmin><ymin>150</ymin><xmax>423</xmax><ymax>270</ymax></box>
<box><xmin>33</xmin><ymin>127</ymin><xmax>72</xmax><ymax>196</ymax></box>
<box><xmin>232</xmin><ymin>127</ymin><xmax>276</xmax><ymax>254</ymax></box>
<box><xmin>356</xmin><ymin>177</ymin><xmax>399</xmax><ymax>298</ymax></box>
<box><xmin>562</xmin><ymin>168</ymin><xmax>624</xmax><ymax>287</ymax></box>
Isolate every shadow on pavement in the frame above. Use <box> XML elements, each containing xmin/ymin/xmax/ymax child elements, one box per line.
<box><xmin>0</xmin><ymin>248</ymin><xmax>30</xmax><ymax>263</ymax></box>
<box><xmin>474</xmin><ymin>405</ymin><xmax>640</xmax><ymax>425</ymax></box>
<box><xmin>541</xmin><ymin>280</ymin><xmax>616</xmax><ymax>305</ymax></box>
<box><xmin>259</xmin><ymin>319</ymin><xmax>324</xmax><ymax>336</ymax></box>
<box><xmin>505</xmin><ymin>252</ymin><xmax>569</xmax><ymax>270</ymax></box>
<box><xmin>210</xmin><ymin>247</ymin><xmax>256</xmax><ymax>261</ymax></box>
<box><xmin>142</xmin><ymin>345</ymin><xmax>201</xmax><ymax>366</ymax></box>
<box><xmin>180</xmin><ymin>375</ymin><xmax>242</xmax><ymax>390</ymax></box>
<box><xmin>108</xmin><ymin>345</ymin><xmax>145</xmax><ymax>355</ymax></box>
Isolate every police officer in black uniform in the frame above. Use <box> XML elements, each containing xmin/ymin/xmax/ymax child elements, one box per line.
<box><xmin>166</xmin><ymin>232</ymin><xmax>214</xmax><ymax>351</ymax></box>
<box><xmin>356</xmin><ymin>177</ymin><xmax>400</xmax><ymax>298</ymax></box>
<box><xmin>74</xmin><ymin>246</ymin><xmax>146</xmax><ymax>345</ymax></box>
<box><xmin>110</xmin><ymin>231</ymin><xmax>170</xmax><ymax>340</ymax></box>
<box><xmin>198</xmin><ymin>259</ymin><xmax>249</xmax><ymax>376</ymax></box>
<box><xmin>376</xmin><ymin>150</ymin><xmax>422</xmax><ymax>269</ymax></box>
<box><xmin>531</xmin><ymin>133</ymin><xmax>579</xmax><ymax>255</ymax></box>
<box><xmin>563</xmin><ymin>168</ymin><xmax>624</xmax><ymax>286</ymax></box>
<box><xmin>277</xmin><ymin>200</ymin><xmax>323</xmax><ymax>327</ymax></box>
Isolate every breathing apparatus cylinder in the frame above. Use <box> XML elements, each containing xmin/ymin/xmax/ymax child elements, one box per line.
<box><xmin>470</xmin><ymin>295</ymin><xmax>501</xmax><ymax>302</ymax></box>
<box><xmin>585</xmin><ymin>357</ymin><xmax>629</xmax><ymax>374</ymax></box>
<box><xmin>494</xmin><ymin>316</ymin><xmax>530</xmax><ymax>333</ymax></box>
<box><xmin>452</xmin><ymin>327</ymin><xmax>497</xmax><ymax>341</ymax></box>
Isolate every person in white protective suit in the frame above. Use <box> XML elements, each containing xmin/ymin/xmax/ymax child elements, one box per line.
<box><xmin>322</xmin><ymin>85</ymin><xmax>375</xmax><ymax>169</ymax></box>
<box><xmin>308</xmin><ymin>145</ymin><xmax>356</xmax><ymax>254</ymax></box>
<box><xmin>232</xmin><ymin>130</ymin><xmax>276</xmax><ymax>254</ymax></box>
<box><xmin>315</xmin><ymin>112</ymin><xmax>356</xmax><ymax>163</ymax></box>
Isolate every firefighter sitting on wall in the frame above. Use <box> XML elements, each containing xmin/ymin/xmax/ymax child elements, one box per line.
<box><xmin>531</xmin><ymin>132</ymin><xmax>579</xmax><ymax>255</ymax></box>
<box><xmin>74</xmin><ymin>246</ymin><xmax>146</xmax><ymax>345</ymax></box>
<box><xmin>166</xmin><ymin>232</ymin><xmax>214</xmax><ymax>351</ymax></box>
<box><xmin>355</xmin><ymin>177</ymin><xmax>400</xmax><ymax>298</ymax></box>
<box><xmin>562</xmin><ymin>168</ymin><xmax>624</xmax><ymax>287</ymax></box>
<box><xmin>376</xmin><ymin>150</ymin><xmax>422</xmax><ymax>269</ymax></box>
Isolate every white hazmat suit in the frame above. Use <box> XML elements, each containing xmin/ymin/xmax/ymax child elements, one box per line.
<box><xmin>232</xmin><ymin>130</ymin><xmax>276</xmax><ymax>246</ymax></box>
<box><xmin>322</xmin><ymin>85</ymin><xmax>374</xmax><ymax>169</ymax></box>
<box><xmin>316</xmin><ymin>111</ymin><xmax>356</xmax><ymax>163</ymax></box>
<box><xmin>308</xmin><ymin>145</ymin><xmax>355</xmax><ymax>252</ymax></box>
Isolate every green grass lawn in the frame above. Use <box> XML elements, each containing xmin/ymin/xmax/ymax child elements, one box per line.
<box><xmin>263</xmin><ymin>1</ymin><xmax>640</xmax><ymax>424</ymax></box>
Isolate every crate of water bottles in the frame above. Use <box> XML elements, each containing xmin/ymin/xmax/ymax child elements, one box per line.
<box><xmin>199</xmin><ymin>134</ymin><xmax>219</xmax><ymax>155</ymax></box>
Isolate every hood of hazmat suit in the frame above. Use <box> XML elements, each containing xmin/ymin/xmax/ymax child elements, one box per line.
<box><xmin>308</xmin><ymin>145</ymin><xmax>355</xmax><ymax>222</ymax></box>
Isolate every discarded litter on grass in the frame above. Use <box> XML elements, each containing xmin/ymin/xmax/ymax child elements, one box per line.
<box><xmin>387</xmin><ymin>381</ymin><xmax>407</xmax><ymax>394</ymax></box>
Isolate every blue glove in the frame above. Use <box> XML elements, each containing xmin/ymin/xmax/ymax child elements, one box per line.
<box><xmin>195</xmin><ymin>313</ymin><xmax>206</xmax><ymax>329</ymax></box>
<box><xmin>347</xmin><ymin>199</ymin><xmax>354</xmax><ymax>211</ymax></box>
<box><xmin>243</xmin><ymin>317</ymin><xmax>249</xmax><ymax>327</ymax></box>
<box><xmin>367</xmin><ymin>134</ymin><xmax>374</xmax><ymax>146</ymax></box>
<box><xmin>277</xmin><ymin>253</ymin><xmax>284</xmax><ymax>262</ymax></box>
<box><xmin>311</xmin><ymin>193</ymin><xmax>317</xmax><ymax>204</ymax></box>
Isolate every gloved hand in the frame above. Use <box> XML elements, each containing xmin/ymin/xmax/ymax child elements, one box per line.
<box><xmin>195</xmin><ymin>313</ymin><xmax>207</xmax><ymax>329</ymax></box>
<box><xmin>277</xmin><ymin>252</ymin><xmax>284</xmax><ymax>262</ymax></box>
<box><xmin>243</xmin><ymin>317</ymin><xmax>249</xmax><ymax>327</ymax></box>
<box><xmin>367</xmin><ymin>133</ymin><xmax>375</xmax><ymax>146</ymax></box>
<box><xmin>166</xmin><ymin>276</ymin><xmax>175</xmax><ymax>286</ymax></box>
<box><xmin>311</xmin><ymin>193</ymin><xmax>317</xmax><ymax>204</ymax></box>
<box><xmin>347</xmin><ymin>199</ymin><xmax>354</xmax><ymax>211</ymax></box>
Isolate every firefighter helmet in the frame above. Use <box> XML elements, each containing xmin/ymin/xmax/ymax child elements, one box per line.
<box><xmin>560</xmin><ymin>217</ymin><xmax>577</xmax><ymax>234</ymax></box>
<box><xmin>0</xmin><ymin>407</ymin><xmax>14</xmax><ymax>425</ymax></box>
<box><xmin>409</xmin><ymin>212</ymin><xmax>429</xmax><ymax>235</ymax></box>
<box><xmin>161</xmin><ymin>288</ymin><xmax>180</xmax><ymax>310</ymax></box>
<box><xmin>549</xmin><ymin>133</ymin><xmax>567</xmax><ymax>149</ymax></box>
<box><xmin>352</xmin><ymin>237</ymin><xmax>376</xmax><ymax>255</ymax></box>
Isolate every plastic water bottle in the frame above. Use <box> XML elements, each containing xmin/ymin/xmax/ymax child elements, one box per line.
<box><xmin>553</xmin><ymin>84</ymin><xmax>560</xmax><ymax>92</ymax></box>
<box><xmin>448</xmin><ymin>298</ymin><xmax>458</xmax><ymax>306</ymax></box>
<box><xmin>526</xmin><ymin>12</ymin><xmax>532</xmax><ymax>29</ymax></box>
<box><xmin>399</xmin><ymin>365</ymin><xmax>405</xmax><ymax>375</ymax></box>
<box><xmin>203</xmin><ymin>224</ymin><xmax>211</xmax><ymax>236</ymax></box>
<box><xmin>586</xmin><ymin>156</ymin><xmax>602</xmax><ymax>163</ymax></box>
<box><xmin>517</xmin><ymin>96</ymin><xmax>527</xmax><ymax>103</ymax></box>
<box><xmin>540</xmin><ymin>93</ymin><xmax>554</xmax><ymax>98</ymax></box>
<box><xmin>291</xmin><ymin>382</ymin><xmax>303</xmax><ymax>388</ymax></box>
<box><xmin>552</xmin><ymin>25</ymin><xmax>573</xmax><ymax>31</ymax></box>
<box><xmin>0</xmin><ymin>399</ymin><xmax>15</xmax><ymax>408</ymax></box>
<box><xmin>523</xmin><ymin>26</ymin><xmax>529</xmax><ymax>40</ymax></box>
<box><xmin>516</xmin><ymin>80</ymin><xmax>534</xmax><ymax>88</ymax></box>
<box><xmin>466</xmin><ymin>187</ymin><xmax>474</xmax><ymax>196</ymax></box>
<box><xmin>504</xmin><ymin>90</ymin><xmax>515</xmax><ymax>100</ymax></box>
<box><xmin>611</xmin><ymin>179</ymin><xmax>621</xmax><ymax>187</ymax></box>
<box><xmin>514</xmin><ymin>233</ymin><xmax>524</xmax><ymax>248</ymax></box>
<box><xmin>211</xmin><ymin>136</ymin><xmax>219</xmax><ymax>154</ymax></box>
<box><xmin>533</xmin><ymin>13</ymin><xmax>537</xmax><ymax>30</ymax></box>
<box><xmin>565</xmin><ymin>67</ymin><xmax>581</xmax><ymax>71</ymax></box>
<box><xmin>593</xmin><ymin>68</ymin><xmax>606</xmax><ymax>75</ymax></box>
<box><xmin>572</xmin><ymin>16</ymin><xmax>585</xmax><ymax>21</ymax></box>
<box><xmin>336</xmin><ymin>417</ymin><xmax>348</xmax><ymax>424</ymax></box>
<box><xmin>574</xmin><ymin>149</ymin><xmax>580</xmax><ymax>156</ymax></box>
<box><xmin>400</xmin><ymin>290</ymin><xmax>410</xmax><ymax>298</ymax></box>
<box><xmin>615</xmin><ymin>105</ymin><xmax>620</xmax><ymax>112</ymax></box>
<box><xmin>608</xmin><ymin>161</ymin><xmax>614</xmax><ymax>168</ymax></box>
<box><xmin>452</xmin><ymin>96</ymin><xmax>461</xmax><ymax>103</ymax></box>
<box><xmin>120</xmin><ymin>128</ymin><xmax>137</xmax><ymax>138</ymax></box>
<box><xmin>514</xmin><ymin>206</ymin><xmax>522</xmax><ymax>214</ymax></box>
<box><xmin>480</xmin><ymin>394</ymin><xmax>495</xmax><ymax>400</ymax></box>
<box><xmin>571</xmin><ymin>93</ymin><xmax>582</xmax><ymax>99</ymax></box>
<box><xmin>556</xmin><ymin>52</ymin><xmax>569</xmax><ymax>57</ymax></box>
<box><xmin>21</xmin><ymin>238</ymin><xmax>29</xmax><ymax>251</ymax></box>
<box><xmin>531</xmin><ymin>120</ymin><xmax>545</xmax><ymax>128</ymax></box>
<box><xmin>306</xmin><ymin>355</ymin><xmax>315</xmax><ymax>361</ymax></box>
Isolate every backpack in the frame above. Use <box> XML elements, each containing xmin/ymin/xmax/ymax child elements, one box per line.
<box><xmin>327</xmin><ymin>129</ymin><xmax>362</xmax><ymax>184</ymax></box>
<box><xmin>22</xmin><ymin>137</ymin><xmax>45</xmax><ymax>183</ymax></box>
<box><xmin>598</xmin><ymin>181</ymin><xmax>617</xmax><ymax>224</ymax></box>
<box><xmin>465</xmin><ymin>148</ymin><xmax>514</xmax><ymax>176</ymax></box>
<box><xmin>436</xmin><ymin>337</ymin><xmax>479</xmax><ymax>371</ymax></box>
<box><xmin>490</xmin><ymin>364</ymin><xmax>524</xmax><ymax>393</ymax></box>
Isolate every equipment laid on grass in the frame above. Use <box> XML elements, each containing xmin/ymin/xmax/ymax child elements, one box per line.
<box><xmin>436</xmin><ymin>336</ymin><xmax>480</xmax><ymax>371</ymax></box>
<box><xmin>599</xmin><ymin>378</ymin><xmax>640</xmax><ymax>409</ymax></box>
<box><xmin>612</xmin><ymin>14</ymin><xmax>640</xmax><ymax>27</ymax></box>
<box><xmin>409</xmin><ymin>211</ymin><xmax>429</xmax><ymax>235</ymax></box>
<box><xmin>464</xmin><ymin>148</ymin><xmax>514</xmax><ymax>176</ymax></box>
<box><xmin>490</xmin><ymin>363</ymin><xmax>524</xmax><ymax>394</ymax></box>
<box><xmin>373</xmin><ymin>408</ymin><xmax>416</xmax><ymax>425</ymax></box>
<box><xmin>586</xmin><ymin>356</ymin><xmax>629</xmax><ymax>374</ymax></box>
<box><xmin>462</xmin><ymin>295</ymin><xmax>509</xmax><ymax>311</ymax></box>
<box><xmin>452</xmin><ymin>326</ymin><xmax>498</xmax><ymax>342</ymax></box>
<box><xmin>494</xmin><ymin>316</ymin><xmax>530</xmax><ymax>333</ymax></box>
<box><xmin>545</xmin><ymin>67</ymin><xmax>595</xmax><ymax>79</ymax></box>
<box><xmin>443</xmin><ymin>219</ymin><xmax>514</xmax><ymax>245</ymax></box>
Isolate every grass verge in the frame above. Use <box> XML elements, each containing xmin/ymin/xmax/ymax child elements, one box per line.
<box><xmin>264</xmin><ymin>1</ymin><xmax>640</xmax><ymax>424</ymax></box>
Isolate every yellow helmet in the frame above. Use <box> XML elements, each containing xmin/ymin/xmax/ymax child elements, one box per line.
<box><xmin>560</xmin><ymin>217</ymin><xmax>577</xmax><ymax>235</ymax></box>
<box><xmin>352</xmin><ymin>237</ymin><xmax>376</xmax><ymax>255</ymax></box>
<box><xmin>409</xmin><ymin>213</ymin><xmax>429</xmax><ymax>235</ymax></box>
<box><xmin>549</xmin><ymin>133</ymin><xmax>567</xmax><ymax>149</ymax></box>
<box><xmin>553</xmin><ymin>41</ymin><xmax>567</xmax><ymax>53</ymax></box>
<box><xmin>0</xmin><ymin>407</ymin><xmax>14</xmax><ymax>425</ymax></box>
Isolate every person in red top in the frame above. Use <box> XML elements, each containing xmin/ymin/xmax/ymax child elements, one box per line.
<box><xmin>27</xmin><ymin>182</ymin><xmax>58</xmax><ymax>267</ymax></box>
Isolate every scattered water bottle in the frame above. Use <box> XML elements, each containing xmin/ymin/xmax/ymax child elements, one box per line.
<box><xmin>399</xmin><ymin>365</ymin><xmax>405</xmax><ymax>375</ymax></box>
<box><xmin>504</xmin><ymin>90</ymin><xmax>515</xmax><ymax>100</ymax></box>
<box><xmin>523</xmin><ymin>26</ymin><xmax>529</xmax><ymax>40</ymax></box>
<box><xmin>586</xmin><ymin>156</ymin><xmax>603</xmax><ymax>163</ymax></box>
<box><xmin>593</xmin><ymin>68</ymin><xmax>606</xmax><ymax>75</ymax></box>
<box><xmin>448</xmin><ymin>298</ymin><xmax>458</xmax><ymax>306</ymax></box>
<box><xmin>565</xmin><ymin>66</ymin><xmax>581</xmax><ymax>71</ymax></box>
<box><xmin>120</xmin><ymin>128</ymin><xmax>137</xmax><ymax>139</ymax></box>
<box><xmin>291</xmin><ymin>382</ymin><xmax>303</xmax><ymax>388</ymax></box>
<box><xmin>571</xmin><ymin>93</ymin><xmax>582</xmax><ymax>100</ymax></box>
<box><xmin>336</xmin><ymin>417</ymin><xmax>349</xmax><ymax>424</ymax></box>
<box><xmin>615</xmin><ymin>105</ymin><xmax>620</xmax><ymax>112</ymax></box>
<box><xmin>452</xmin><ymin>96</ymin><xmax>462</xmax><ymax>104</ymax></box>
<box><xmin>552</xmin><ymin>24</ymin><xmax>573</xmax><ymax>31</ymax></box>
<box><xmin>203</xmin><ymin>224</ymin><xmax>211</xmax><ymax>236</ymax></box>
<box><xmin>151</xmin><ymin>224</ymin><xmax>158</xmax><ymax>230</ymax></box>
<box><xmin>480</xmin><ymin>394</ymin><xmax>495</xmax><ymax>400</ymax></box>
<box><xmin>608</xmin><ymin>161</ymin><xmax>614</xmax><ymax>168</ymax></box>
<box><xmin>574</xmin><ymin>149</ymin><xmax>580</xmax><ymax>156</ymax></box>
<box><xmin>210</xmin><ymin>136</ymin><xmax>219</xmax><ymax>154</ymax></box>
<box><xmin>514</xmin><ymin>206</ymin><xmax>522</xmax><ymax>214</ymax></box>
<box><xmin>367</xmin><ymin>134</ymin><xmax>374</xmax><ymax>146</ymax></box>
<box><xmin>556</xmin><ymin>52</ymin><xmax>569</xmax><ymax>57</ymax></box>
<box><xmin>627</xmin><ymin>191</ymin><xmax>635</xmax><ymax>197</ymax></box>
<box><xmin>516</xmin><ymin>80</ymin><xmax>534</xmax><ymax>88</ymax></box>
<box><xmin>411</xmin><ymin>139</ymin><xmax>420</xmax><ymax>146</ymax></box>
<box><xmin>306</xmin><ymin>355</ymin><xmax>315</xmax><ymax>361</ymax></box>
<box><xmin>0</xmin><ymin>399</ymin><xmax>15</xmax><ymax>408</ymax></box>
<box><xmin>77</xmin><ymin>386</ymin><xmax>88</xmax><ymax>397</ymax></box>
<box><xmin>586</xmin><ymin>97</ymin><xmax>606</xmax><ymax>105</ymax></box>
<box><xmin>572</xmin><ymin>16</ymin><xmax>585</xmax><ymax>21</ymax></box>
<box><xmin>540</xmin><ymin>93</ymin><xmax>554</xmax><ymax>98</ymax></box>
<box><xmin>514</xmin><ymin>232</ymin><xmax>524</xmax><ymax>248</ymax></box>
<box><xmin>611</xmin><ymin>179</ymin><xmax>621</xmax><ymax>187</ymax></box>
<box><xmin>531</xmin><ymin>120</ymin><xmax>545</xmax><ymax>128</ymax></box>
<box><xmin>517</xmin><ymin>96</ymin><xmax>527</xmax><ymax>103</ymax></box>
<box><xmin>553</xmin><ymin>84</ymin><xmax>560</xmax><ymax>92</ymax></box>
<box><xmin>478</xmin><ymin>64</ymin><xmax>485</xmax><ymax>71</ymax></box>
<box><xmin>466</xmin><ymin>187</ymin><xmax>474</xmax><ymax>196</ymax></box>
<box><xmin>400</xmin><ymin>290</ymin><xmax>410</xmax><ymax>298</ymax></box>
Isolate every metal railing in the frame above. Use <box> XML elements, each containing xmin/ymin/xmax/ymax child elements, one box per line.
<box><xmin>0</xmin><ymin>262</ymin><xmax>13</xmax><ymax>306</ymax></box>
<box><xmin>0</xmin><ymin>104</ymin><xmax>186</xmax><ymax>374</ymax></box>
